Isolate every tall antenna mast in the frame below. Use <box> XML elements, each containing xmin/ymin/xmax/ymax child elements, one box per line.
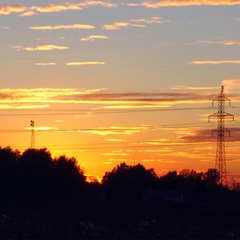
<box><xmin>30</xmin><ymin>120</ymin><xmax>35</xmax><ymax>149</ymax></box>
<box><xmin>208</xmin><ymin>86</ymin><xmax>234</xmax><ymax>185</ymax></box>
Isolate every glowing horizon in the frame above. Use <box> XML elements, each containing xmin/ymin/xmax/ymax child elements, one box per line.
<box><xmin>1</xmin><ymin>0</ymin><xmax>240</xmax><ymax>183</ymax></box>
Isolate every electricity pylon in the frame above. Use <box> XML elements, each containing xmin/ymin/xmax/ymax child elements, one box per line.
<box><xmin>30</xmin><ymin>120</ymin><xmax>35</xmax><ymax>149</ymax></box>
<box><xmin>208</xmin><ymin>86</ymin><xmax>234</xmax><ymax>185</ymax></box>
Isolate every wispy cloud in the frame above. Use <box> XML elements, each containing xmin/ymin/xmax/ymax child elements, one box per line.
<box><xmin>0</xmin><ymin>104</ymin><xmax>50</xmax><ymax>109</ymax></box>
<box><xmin>1</xmin><ymin>1</ymin><xmax>239</xmax><ymax>16</ymax></box>
<box><xmin>129</xmin><ymin>16</ymin><xmax>168</xmax><ymax>24</ymax></box>
<box><xmin>171</xmin><ymin>86</ymin><xmax>219</xmax><ymax>90</ymax></box>
<box><xmin>197</xmin><ymin>40</ymin><xmax>240</xmax><ymax>45</ymax></box>
<box><xmin>24</xmin><ymin>126</ymin><xmax>58</xmax><ymax>131</ymax></box>
<box><xmin>221</xmin><ymin>79</ymin><xmax>240</xmax><ymax>93</ymax></box>
<box><xmin>139</xmin><ymin>138</ymin><xmax>202</xmax><ymax>148</ymax></box>
<box><xmin>138</xmin><ymin>0</ymin><xmax>240</xmax><ymax>8</ymax></box>
<box><xmin>20</xmin><ymin>11</ymin><xmax>36</xmax><ymax>17</ymax></box>
<box><xmin>103</xmin><ymin>104</ymin><xmax>171</xmax><ymax>109</ymax></box>
<box><xmin>0</xmin><ymin>4</ymin><xmax>28</xmax><ymax>15</ymax></box>
<box><xmin>66</xmin><ymin>62</ymin><xmax>105</xmax><ymax>66</ymax></box>
<box><xmin>157</xmin><ymin>159</ymin><xmax>178</xmax><ymax>163</ymax></box>
<box><xmin>12</xmin><ymin>45</ymin><xmax>68</xmax><ymax>51</ymax></box>
<box><xmin>106</xmin><ymin>138</ymin><xmax>127</xmax><ymax>142</ymax></box>
<box><xmin>191</xmin><ymin>60</ymin><xmax>240</xmax><ymax>65</ymax></box>
<box><xmin>29</xmin><ymin>24</ymin><xmax>95</xmax><ymax>30</ymax></box>
<box><xmin>0</xmin><ymin>88</ymin><xmax>104</xmax><ymax>104</ymax></box>
<box><xmin>179</xmin><ymin>127</ymin><xmax>240</xmax><ymax>143</ymax></box>
<box><xmin>102</xmin><ymin>152</ymin><xmax>128</xmax><ymax>156</ymax></box>
<box><xmin>223</xmin><ymin>40</ymin><xmax>240</xmax><ymax>45</ymax></box>
<box><xmin>162</xmin><ymin>126</ymin><xmax>198</xmax><ymax>136</ymax></box>
<box><xmin>179</xmin><ymin>128</ymin><xmax>213</xmax><ymax>143</ymax></box>
<box><xmin>34</xmin><ymin>4</ymin><xmax>75</xmax><ymax>13</ymax></box>
<box><xmin>141</xmin><ymin>159</ymin><xmax>156</xmax><ymax>162</ymax></box>
<box><xmin>103</xmin><ymin>22</ymin><xmax>132</xmax><ymax>30</ymax></box>
<box><xmin>80</xmin><ymin>126</ymin><xmax>152</xmax><ymax>136</ymax></box>
<box><xmin>1</xmin><ymin>88</ymin><xmax>236</xmax><ymax>110</ymax></box>
<box><xmin>35</xmin><ymin>62</ymin><xmax>56</xmax><ymax>66</ymax></box>
<box><xmin>102</xmin><ymin>16</ymin><xmax>167</xmax><ymax>30</ymax></box>
<box><xmin>79</xmin><ymin>35</ymin><xmax>109</xmax><ymax>41</ymax></box>
<box><xmin>0</xmin><ymin>2</ymin><xmax>117</xmax><ymax>16</ymax></box>
<box><xmin>142</xmin><ymin>149</ymin><xmax>171</xmax><ymax>153</ymax></box>
<box><xmin>60</xmin><ymin>91</ymin><xmax>216</xmax><ymax>107</ymax></box>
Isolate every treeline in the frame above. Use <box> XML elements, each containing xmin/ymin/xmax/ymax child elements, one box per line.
<box><xmin>1</xmin><ymin>146</ymin><xmax>240</xmax><ymax>239</ymax></box>
<box><xmin>0</xmin><ymin>146</ymin><xmax>237</xmax><ymax>204</ymax></box>
<box><xmin>102</xmin><ymin>163</ymin><xmax>228</xmax><ymax>202</ymax></box>
<box><xmin>0</xmin><ymin>147</ymin><xmax>87</xmax><ymax>205</ymax></box>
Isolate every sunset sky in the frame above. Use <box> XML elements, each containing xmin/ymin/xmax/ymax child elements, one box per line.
<box><xmin>1</xmin><ymin>0</ymin><xmax>240</xmax><ymax>182</ymax></box>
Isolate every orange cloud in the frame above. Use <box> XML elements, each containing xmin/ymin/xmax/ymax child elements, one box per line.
<box><xmin>1</xmin><ymin>87</ymin><xmax>238</xmax><ymax>111</ymax></box>
<box><xmin>103</xmin><ymin>104</ymin><xmax>171</xmax><ymax>109</ymax></box>
<box><xmin>0</xmin><ymin>104</ymin><xmax>49</xmax><ymax>109</ymax></box>
<box><xmin>130</xmin><ymin>16</ymin><xmax>168</xmax><ymax>24</ymax></box>
<box><xmin>35</xmin><ymin>63</ymin><xmax>56</xmax><ymax>66</ymax></box>
<box><xmin>0</xmin><ymin>4</ymin><xmax>28</xmax><ymax>15</ymax></box>
<box><xmin>142</xmin><ymin>149</ymin><xmax>171</xmax><ymax>153</ymax></box>
<box><xmin>171</xmin><ymin>86</ymin><xmax>219</xmax><ymax>90</ymax></box>
<box><xmin>36</xmin><ymin>4</ymin><xmax>72</xmax><ymax>13</ymax></box>
<box><xmin>79</xmin><ymin>35</ymin><xmax>109</xmax><ymax>41</ymax></box>
<box><xmin>0</xmin><ymin>2</ymin><xmax>117</xmax><ymax>16</ymax></box>
<box><xmin>179</xmin><ymin>127</ymin><xmax>240</xmax><ymax>143</ymax></box>
<box><xmin>20</xmin><ymin>11</ymin><xmax>35</xmax><ymax>17</ymax></box>
<box><xmin>29</xmin><ymin>24</ymin><xmax>95</xmax><ymax>30</ymax></box>
<box><xmin>157</xmin><ymin>159</ymin><xmax>178</xmax><ymax>163</ymax></box>
<box><xmin>141</xmin><ymin>0</ymin><xmax>240</xmax><ymax>8</ymax></box>
<box><xmin>36</xmin><ymin>125</ymin><xmax>154</xmax><ymax>136</ymax></box>
<box><xmin>103</xmin><ymin>22</ymin><xmax>130</xmax><ymax>30</ymax></box>
<box><xmin>0</xmin><ymin>88</ymin><xmax>104</xmax><ymax>104</ymax></box>
<box><xmin>191</xmin><ymin>60</ymin><xmax>240</xmax><ymax>65</ymax></box>
<box><xmin>106</xmin><ymin>139</ymin><xmax>127</xmax><ymax>142</ymax></box>
<box><xmin>77</xmin><ymin>1</ymin><xmax>117</xmax><ymax>8</ymax></box>
<box><xmin>102</xmin><ymin>153</ymin><xmax>128</xmax><ymax>156</ymax></box>
<box><xmin>66</xmin><ymin>62</ymin><xmax>105</xmax><ymax>66</ymax></box>
<box><xmin>12</xmin><ymin>45</ymin><xmax>68</xmax><ymax>51</ymax></box>
<box><xmin>103</xmin><ymin>16</ymin><xmax>167</xmax><ymax>30</ymax></box>
<box><xmin>221</xmin><ymin>79</ymin><xmax>240</xmax><ymax>94</ymax></box>
<box><xmin>197</xmin><ymin>40</ymin><xmax>240</xmax><ymax>45</ymax></box>
<box><xmin>223</xmin><ymin>40</ymin><xmax>240</xmax><ymax>45</ymax></box>
<box><xmin>83</xmin><ymin>126</ymin><xmax>153</xmax><ymax>136</ymax></box>
<box><xmin>24</xmin><ymin>126</ymin><xmax>58</xmax><ymax>131</ymax></box>
<box><xmin>162</xmin><ymin>126</ymin><xmax>197</xmax><ymax>136</ymax></box>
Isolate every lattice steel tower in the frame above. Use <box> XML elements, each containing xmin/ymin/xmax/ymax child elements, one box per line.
<box><xmin>30</xmin><ymin>120</ymin><xmax>35</xmax><ymax>149</ymax></box>
<box><xmin>208</xmin><ymin>86</ymin><xmax>234</xmax><ymax>185</ymax></box>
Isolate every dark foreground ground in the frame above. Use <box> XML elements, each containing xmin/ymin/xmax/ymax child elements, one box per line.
<box><xmin>0</xmin><ymin>198</ymin><xmax>240</xmax><ymax>239</ymax></box>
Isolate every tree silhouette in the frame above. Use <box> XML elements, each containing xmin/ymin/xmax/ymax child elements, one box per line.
<box><xmin>203</xmin><ymin>168</ymin><xmax>220</xmax><ymax>187</ymax></box>
<box><xmin>102</xmin><ymin>163</ymin><xmax>157</xmax><ymax>200</ymax></box>
<box><xmin>54</xmin><ymin>155</ymin><xmax>85</xmax><ymax>183</ymax></box>
<box><xmin>0</xmin><ymin>146</ymin><xmax>239</xmax><ymax>239</ymax></box>
<box><xmin>179</xmin><ymin>169</ymin><xmax>203</xmax><ymax>189</ymax></box>
<box><xmin>52</xmin><ymin>155</ymin><xmax>86</xmax><ymax>201</ymax></box>
<box><xmin>17</xmin><ymin>148</ymin><xmax>54</xmax><ymax>201</ymax></box>
<box><xmin>0</xmin><ymin>146</ymin><xmax>20</xmax><ymax>197</ymax></box>
<box><xmin>157</xmin><ymin>168</ymin><xmax>223</xmax><ymax>201</ymax></box>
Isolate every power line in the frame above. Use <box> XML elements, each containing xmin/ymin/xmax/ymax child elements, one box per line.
<box><xmin>12</xmin><ymin>141</ymin><xmax>217</xmax><ymax>153</ymax></box>
<box><xmin>0</xmin><ymin>106</ymin><xmax>215</xmax><ymax>117</ymax></box>
<box><xmin>0</xmin><ymin>121</ymin><xmax>218</xmax><ymax>134</ymax></box>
